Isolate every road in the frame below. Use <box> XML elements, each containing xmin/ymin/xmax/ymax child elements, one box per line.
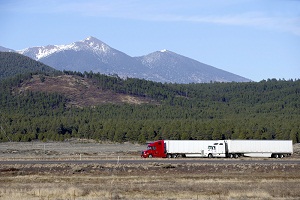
<box><xmin>1</xmin><ymin>158</ymin><xmax>300</xmax><ymax>165</ymax></box>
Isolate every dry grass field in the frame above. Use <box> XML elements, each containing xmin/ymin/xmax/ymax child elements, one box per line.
<box><xmin>0</xmin><ymin>141</ymin><xmax>300</xmax><ymax>200</ymax></box>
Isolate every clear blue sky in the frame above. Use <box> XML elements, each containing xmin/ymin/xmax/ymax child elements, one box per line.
<box><xmin>1</xmin><ymin>0</ymin><xmax>299</xmax><ymax>81</ymax></box>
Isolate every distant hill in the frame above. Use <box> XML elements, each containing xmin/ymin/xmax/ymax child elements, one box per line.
<box><xmin>0</xmin><ymin>52</ymin><xmax>57</xmax><ymax>80</ymax></box>
<box><xmin>1</xmin><ymin>36</ymin><xmax>251</xmax><ymax>83</ymax></box>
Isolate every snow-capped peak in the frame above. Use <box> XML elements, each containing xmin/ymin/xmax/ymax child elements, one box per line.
<box><xmin>18</xmin><ymin>36</ymin><xmax>111</xmax><ymax>60</ymax></box>
<box><xmin>85</xmin><ymin>36</ymin><xmax>94</xmax><ymax>41</ymax></box>
<box><xmin>160</xmin><ymin>49</ymin><xmax>167</xmax><ymax>53</ymax></box>
<box><xmin>82</xmin><ymin>36</ymin><xmax>110</xmax><ymax>54</ymax></box>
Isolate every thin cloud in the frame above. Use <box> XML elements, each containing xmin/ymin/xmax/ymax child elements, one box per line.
<box><xmin>56</xmin><ymin>2</ymin><xmax>300</xmax><ymax>36</ymax></box>
<box><xmin>174</xmin><ymin>13</ymin><xmax>300</xmax><ymax>36</ymax></box>
<box><xmin>5</xmin><ymin>0</ymin><xmax>300</xmax><ymax>36</ymax></box>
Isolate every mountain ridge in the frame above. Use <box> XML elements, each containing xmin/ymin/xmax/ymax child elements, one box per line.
<box><xmin>2</xmin><ymin>36</ymin><xmax>251</xmax><ymax>83</ymax></box>
<box><xmin>0</xmin><ymin>52</ymin><xmax>57</xmax><ymax>80</ymax></box>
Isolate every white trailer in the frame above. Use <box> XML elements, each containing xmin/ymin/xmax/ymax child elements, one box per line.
<box><xmin>205</xmin><ymin>140</ymin><xmax>293</xmax><ymax>158</ymax></box>
<box><xmin>164</xmin><ymin>140</ymin><xmax>219</xmax><ymax>158</ymax></box>
<box><xmin>226</xmin><ymin>140</ymin><xmax>293</xmax><ymax>158</ymax></box>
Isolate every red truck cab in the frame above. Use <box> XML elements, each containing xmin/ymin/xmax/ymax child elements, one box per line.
<box><xmin>141</xmin><ymin>140</ymin><xmax>166</xmax><ymax>158</ymax></box>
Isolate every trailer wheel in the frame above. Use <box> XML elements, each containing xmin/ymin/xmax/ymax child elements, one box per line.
<box><xmin>234</xmin><ymin>154</ymin><xmax>239</xmax><ymax>158</ymax></box>
<box><xmin>229</xmin><ymin>154</ymin><xmax>234</xmax><ymax>158</ymax></box>
<box><xmin>274</xmin><ymin>154</ymin><xmax>279</xmax><ymax>159</ymax></box>
<box><xmin>148</xmin><ymin>154</ymin><xmax>153</xmax><ymax>158</ymax></box>
<box><xmin>279</xmin><ymin>154</ymin><xmax>284</xmax><ymax>158</ymax></box>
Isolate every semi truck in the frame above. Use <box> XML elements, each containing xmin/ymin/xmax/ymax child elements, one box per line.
<box><xmin>141</xmin><ymin>140</ymin><xmax>219</xmax><ymax>158</ymax></box>
<box><xmin>141</xmin><ymin>140</ymin><xmax>293</xmax><ymax>158</ymax></box>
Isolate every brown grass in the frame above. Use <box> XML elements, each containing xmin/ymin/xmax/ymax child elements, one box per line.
<box><xmin>1</xmin><ymin>162</ymin><xmax>300</xmax><ymax>200</ymax></box>
<box><xmin>1</xmin><ymin>142</ymin><xmax>299</xmax><ymax>199</ymax></box>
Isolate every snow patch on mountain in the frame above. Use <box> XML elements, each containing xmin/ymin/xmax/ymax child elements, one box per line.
<box><xmin>80</xmin><ymin>36</ymin><xmax>111</xmax><ymax>55</ymax></box>
<box><xmin>17</xmin><ymin>36</ymin><xmax>112</xmax><ymax>60</ymax></box>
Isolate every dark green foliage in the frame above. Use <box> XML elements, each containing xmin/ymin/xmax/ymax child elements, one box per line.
<box><xmin>0</xmin><ymin>52</ymin><xmax>57</xmax><ymax>80</ymax></box>
<box><xmin>0</xmin><ymin>70</ymin><xmax>299</xmax><ymax>143</ymax></box>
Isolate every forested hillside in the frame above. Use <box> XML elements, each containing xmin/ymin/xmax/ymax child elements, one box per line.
<box><xmin>0</xmin><ymin>70</ymin><xmax>299</xmax><ymax>143</ymax></box>
<box><xmin>0</xmin><ymin>52</ymin><xmax>57</xmax><ymax>80</ymax></box>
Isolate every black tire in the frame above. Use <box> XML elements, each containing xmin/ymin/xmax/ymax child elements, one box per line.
<box><xmin>274</xmin><ymin>154</ymin><xmax>279</xmax><ymax>159</ymax></box>
<box><xmin>234</xmin><ymin>154</ymin><xmax>239</xmax><ymax>158</ymax></box>
<box><xmin>148</xmin><ymin>154</ymin><xmax>153</xmax><ymax>158</ymax></box>
<box><xmin>167</xmin><ymin>154</ymin><xmax>172</xmax><ymax>158</ymax></box>
<box><xmin>208</xmin><ymin>153</ymin><xmax>213</xmax><ymax>158</ymax></box>
<box><xmin>279</xmin><ymin>154</ymin><xmax>284</xmax><ymax>158</ymax></box>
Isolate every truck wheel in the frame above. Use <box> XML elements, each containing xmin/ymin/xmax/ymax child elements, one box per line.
<box><xmin>274</xmin><ymin>154</ymin><xmax>279</xmax><ymax>159</ymax></box>
<box><xmin>208</xmin><ymin>154</ymin><xmax>213</xmax><ymax>158</ymax></box>
<box><xmin>167</xmin><ymin>154</ymin><xmax>172</xmax><ymax>158</ymax></box>
<box><xmin>229</xmin><ymin>154</ymin><xmax>234</xmax><ymax>158</ymax></box>
<box><xmin>234</xmin><ymin>154</ymin><xmax>239</xmax><ymax>158</ymax></box>
<box><xmin>148</xmin><ymin>154</ymin><xmax>153</xmax><ymax>158</ymax></box>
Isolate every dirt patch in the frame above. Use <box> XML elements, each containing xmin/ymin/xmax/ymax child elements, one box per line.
<box><xmin>16</xmin><ymin>75</ymin><xmax>157</xmax><ymax>107</ymax></box>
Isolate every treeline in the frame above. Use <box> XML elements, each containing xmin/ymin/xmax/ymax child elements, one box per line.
<box><xmin>0</xmin><ymin>71</ymin><xmax>299</xmax><ymax>143</ymax></box>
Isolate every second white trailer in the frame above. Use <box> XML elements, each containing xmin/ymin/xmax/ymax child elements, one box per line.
<box><xmin>226</xmin><ymin>140</ymin><xmax>293</xmax><ymax>158</ymax></box>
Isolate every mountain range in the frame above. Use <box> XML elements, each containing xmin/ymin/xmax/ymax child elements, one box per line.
<box><xmin>1</xmin><ymin>36</ymin><xmax>251</xmax><ymax>83</ymax></box>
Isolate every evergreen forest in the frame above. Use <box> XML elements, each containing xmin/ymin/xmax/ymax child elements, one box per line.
<box><xmin>0</xmin><ymin>71</ymin><xmax>299</xmax><ymax>144</ymax></box>
<box><xmin>0</xmin><ymin>52</ymin><xmax>57</xmax><ymax>80</ymax></box>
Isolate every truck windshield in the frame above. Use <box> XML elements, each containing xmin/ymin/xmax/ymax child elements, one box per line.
<box><xmin>147</xmin><ymin>146</ymin><xmax>156</xmax><ymax>150</ymax></box>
